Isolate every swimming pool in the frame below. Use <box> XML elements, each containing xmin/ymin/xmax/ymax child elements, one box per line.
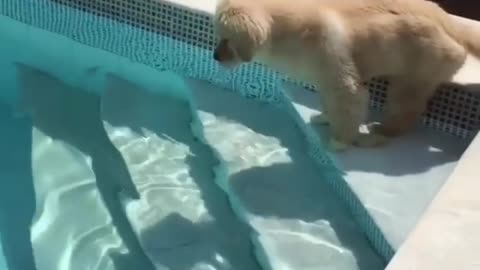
<box><xmin>0</xmin><ymin>0</ymin><xmax>475</xmax><ymax>270</ymax></box>
<box><xmin>0</xmin><ymin>2</ymin><xmax>387</xmax><ymax>270</ymax></box>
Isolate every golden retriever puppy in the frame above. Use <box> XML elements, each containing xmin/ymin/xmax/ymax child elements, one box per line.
<box><xmin>212</xmin><ymin>0</ymin><xmax>480</xmax><ymax>150</ymax></box>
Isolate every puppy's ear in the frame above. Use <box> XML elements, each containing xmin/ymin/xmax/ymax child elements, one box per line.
<box><xmin>215</xmin><ymin>7</ymin><xmax>270</xmax><ymax>62</ymax></box>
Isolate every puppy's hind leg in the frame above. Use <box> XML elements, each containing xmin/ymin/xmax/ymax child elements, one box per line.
<box><xmin>311</xmin><ymin>94</ymin><xmax>330</xmax><ymax>125</ymax></box>
<box><xmin>375</xmin><ymin>28</ymin><xmax>466</xmax><ymax>137</ymax></box>
<box><xmin>375</xmin><ymin>79</ymin><xmax>439</xmax><ymax>137</ymax></box>
<box><xmin>315</xmin><ymin>28</ymin><xmax>386</xmax><ymax>149</ymax></box>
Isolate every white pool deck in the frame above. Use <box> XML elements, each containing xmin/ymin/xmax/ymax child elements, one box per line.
<box><xmin>158</xmin><ymin>0</ymin><xmax>480</xmax><ymax>268</ymax></box>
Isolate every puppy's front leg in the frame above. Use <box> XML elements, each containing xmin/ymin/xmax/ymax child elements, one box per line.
<box><xmin>375</xmin><ymin>79</ymin><xmax>438</xmax><ymax>137</ymax></box>
<box><xmin>318</xmin><ymin>57</ymin><xmax>390</xmax><ymax>150</ymax></box>
<box><xmin>311</xmin><ymin>105</ymin><xmax>330</xmax><ymax>125</ymax></box>
<box><xmin>323</xmin><ymin>83</ymin><xmax>388</xmax><ymax>150</ymax></box>
<box><xmin>322</xmin><ymin>81</ymin><xmax>368</xmax><ymax>150</ymax></box>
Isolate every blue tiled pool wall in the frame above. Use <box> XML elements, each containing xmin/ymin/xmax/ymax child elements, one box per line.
<box><xmin>7</xmin><ymin>0</ymin><xmax>479</xmax><ymax>262</ymax></box>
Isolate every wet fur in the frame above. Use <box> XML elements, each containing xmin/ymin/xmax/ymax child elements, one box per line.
<box><xmin>213</xmin><ymin>0</ymin><xmax>480</xmax><ymax>150</ymax></box>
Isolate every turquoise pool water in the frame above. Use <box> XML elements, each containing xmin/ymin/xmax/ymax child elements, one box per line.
<box><xmin>0</xmin><ymin>12</ymin><xmax>384</xmax><ymax>270</ymax></box>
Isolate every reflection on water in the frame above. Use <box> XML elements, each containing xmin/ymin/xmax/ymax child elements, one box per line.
<box><xmin>101</xmin><ymin>74</ymin><xmax>261</xmax><ymax>270</ymax></box>
<box><xmin>16</xmin><ymin>63</ymin><xmax>155</xmax><ymax>270</ymax></box>
<box><xmin>4</xmin><ymin>63</ymin><xmax>261</xmax><ymax>270</ymax></box>
<box><xmin>0</xmin><ymin>61</ymin><xmax>384</xmax><ymax>270</ymax></box>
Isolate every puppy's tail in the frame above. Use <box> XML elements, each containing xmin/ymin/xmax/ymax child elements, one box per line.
<box><xmin>439</xmin><ymin>13</ymin><xmax>480</xmax><ymax>58</ymax></box>
<box><xmin>452</xmin><ymin>22</ymin><xmax>480</xmax><ymax>59</ymax></box>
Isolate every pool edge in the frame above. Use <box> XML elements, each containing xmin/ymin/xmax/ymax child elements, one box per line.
<box><xmin>385</xmin><ymin>131</ymin><xmax>480</xmax><ymax>270</ymax></box>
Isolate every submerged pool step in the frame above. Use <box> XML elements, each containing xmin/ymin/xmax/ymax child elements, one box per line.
<box><xmin>284</xmin><ymin>82</ymin><xmax>469</xmax><ymax>250</ymax></box>
<box><xmin>99</xmin><ymin>71</ymin><xmax>385</xmax><ymax>270</ymax></box>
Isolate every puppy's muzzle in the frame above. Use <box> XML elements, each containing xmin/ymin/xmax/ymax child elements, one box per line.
<box><xmin>213</xmin><ymin>39</ymin><xmax>234</xmax><ymax>63</ymax></box>
<box><xmin>213</xmin><ymin>49</ymin><xmax>220</xmax><ymax>62</ymax></box>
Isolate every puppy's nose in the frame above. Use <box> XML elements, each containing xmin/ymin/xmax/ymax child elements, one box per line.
<box><xmin>213</xmin><ymin>49</ymin><xmax>220</xmax><ymax>61</ymax></box>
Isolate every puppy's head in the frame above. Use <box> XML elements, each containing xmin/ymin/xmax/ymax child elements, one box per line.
<box><xmin>213</xmin><ymin>2</ymin><xmax>271</xmax><ymax>67</ymax></box>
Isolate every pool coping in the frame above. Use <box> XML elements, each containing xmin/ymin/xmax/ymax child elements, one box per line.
<box><xmin>385</xmin><ymin>131</ymin><xmax>480</xmax><ymax>270</ymax></box>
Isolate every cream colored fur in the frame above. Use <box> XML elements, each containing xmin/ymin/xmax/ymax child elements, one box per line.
<box><xmin>213</xmin><ymin>0</ymin><xmax>480</xmax><ymax>150</ymax></box>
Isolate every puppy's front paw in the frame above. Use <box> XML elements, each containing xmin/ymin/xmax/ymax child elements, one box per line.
<box><xmin>311</xmin><ymin>113</ymin><xmax>329</xmax><ymax>125</ymax></box>
<box><xmin>354</xmin><ymin>133</ymin><xmax>389</xmax><ymax>148</ymax></box>
<box><xmin>369</xmin><ymin>122</ymin><xmax>407</xmax><ymax>138</ymax></box>
<box><xmin>328</xmin><ymin>137</ymin><xmax>349</xmax><ymax>151</ymax></box>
